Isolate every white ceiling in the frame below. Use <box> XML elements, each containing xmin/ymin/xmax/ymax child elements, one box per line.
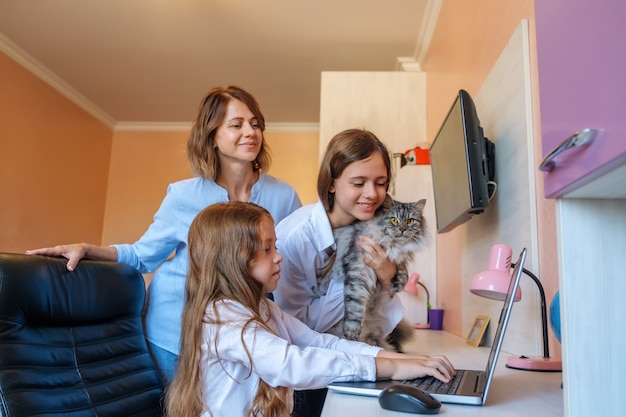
<box><xmin>0</xmin><ymin>0</ymin><xmax>440</xmax><ymax>129</ymax></box>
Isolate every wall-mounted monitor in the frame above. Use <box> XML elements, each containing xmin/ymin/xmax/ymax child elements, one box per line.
<box><xmin>429</xmin><ymin>89</ymin><xmax>495</xmax><ymax>234</ymax></box>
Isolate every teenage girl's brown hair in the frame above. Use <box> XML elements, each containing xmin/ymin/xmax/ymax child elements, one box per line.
<box><xmin>317</xmin><ymin>128</ymin><xmax>392</xmax><ymax>212</ymax></box>
<box><xmin>165</xmin><ymin>202</ymin><xmax>289</xmax><ymax>417</ymax></box>
<box><xmin>187</xmin><ymin>85</ymin><xmax>271</xmax><ymax>179</ymax></box>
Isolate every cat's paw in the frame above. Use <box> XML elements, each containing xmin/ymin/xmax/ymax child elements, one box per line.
<box><xmin>343</xmin><ymin>328</ymin><xmax>361</xmax><ymax>341</ymax></box>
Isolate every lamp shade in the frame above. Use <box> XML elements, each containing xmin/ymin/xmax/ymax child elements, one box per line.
<box><xmin>404</xmin><ymin>272</ymin><xmax>420</xmax><ymax>296</ymax></box>
<box><xmin>469</xmin><ymin>244</ymin><xmax>561</xmax><ymax>372</ymax></box>
<box><xmin>470</xmin><ymin>244</ymin><xmax>522</xmax><ymax>301</ymax></box>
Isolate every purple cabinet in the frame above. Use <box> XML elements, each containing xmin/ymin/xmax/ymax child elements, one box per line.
<box><xmin>536</xmin><ymin>0</ymin><xmax>626</xmax><ymax>198</ymax></box>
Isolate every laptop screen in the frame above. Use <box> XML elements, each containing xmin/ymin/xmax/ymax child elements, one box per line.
<box><xmin>482</xmin><ymin>248</ymin><xmax>527</xmax><ymax>401</ymax></box>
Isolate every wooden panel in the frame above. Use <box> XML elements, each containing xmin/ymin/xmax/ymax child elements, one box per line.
<box><xmin>457</xmin><ymin>20</ymin><xmax>541</xmax><ymax>356</ymax></box>
<box><xmin>319</xmin><ymin>71</ymin><xmax>426</xmax><ymax>159</ymax></box>
<box><xmin>557</xmin><ymin>199</ymin><xmax>626</xmax><ymax>417</ymax></box>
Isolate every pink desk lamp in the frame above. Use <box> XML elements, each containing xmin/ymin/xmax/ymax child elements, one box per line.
<box><xmin>470</xmin><ymin>244</ymin><xmax>562</xmax><ymax>372</ymax></box>
<box><xmin>404</xmin><ymin>273</ymin><xmax>431</xmax><ymax>329</ymax></box>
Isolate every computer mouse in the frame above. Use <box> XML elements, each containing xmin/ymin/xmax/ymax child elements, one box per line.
<box><xmin>378</xmin><ymin>384</ymin><xmax>441</xmax><ymax>414</ymax></box>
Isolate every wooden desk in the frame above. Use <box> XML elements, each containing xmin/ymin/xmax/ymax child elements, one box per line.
<box><xmin>322</xmin><ymin>331</ymin><xmax>564</xmax><ymax>416</ymax></box>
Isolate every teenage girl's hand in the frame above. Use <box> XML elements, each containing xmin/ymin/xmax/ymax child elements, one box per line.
<box><xmin>358</xmin><ymin>235</ymin><xmax>396</xmax><ymax>291</ymax></box>
<box><xmin>26</xmin><ymin>244</ymin><xmax>117</xmax><ymax>271</ymax></box>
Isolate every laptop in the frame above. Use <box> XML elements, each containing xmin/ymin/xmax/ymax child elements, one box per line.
<box><xmin>328</xmin><ymin>248</ymin><xmax>527</xmax><ymax>406</ymax></box>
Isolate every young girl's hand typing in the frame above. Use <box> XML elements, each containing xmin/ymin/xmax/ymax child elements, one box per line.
<box><xmin>375</xmin><ymin>351</ymin><xmax>456</xmax><ymax>382</ymax></box>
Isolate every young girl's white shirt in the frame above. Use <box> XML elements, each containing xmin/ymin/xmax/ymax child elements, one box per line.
<box><xmin>273</xmin><ymin>201</ymin><xmax>404</xmax><ymax>334</ymax></box>
<box><xmin>200</xmin><ymin>299</ymin><xmax>381</xmax><ymax>416</ymax></box>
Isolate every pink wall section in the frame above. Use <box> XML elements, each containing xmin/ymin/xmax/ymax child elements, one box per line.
<box><xmin>0</xmin><ymin>51</ymin><xmax>113</xmax><ymax>252</ymax></box>
<box><xmin>424</xmin><ymin>0</ymin><xmax>560</xmax><ymax>356</ymax></box>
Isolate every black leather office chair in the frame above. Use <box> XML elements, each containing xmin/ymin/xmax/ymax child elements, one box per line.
<box><xmin>0</xmin><ymin>252</ymin><xmax>164</xmax><ymax>417</ymax></box>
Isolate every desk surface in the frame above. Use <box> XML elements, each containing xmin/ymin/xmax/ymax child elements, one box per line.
<box><xmin>322</xmin><ymin>331</ymin><xmax>564</xmax><ymax>416</ymax></box>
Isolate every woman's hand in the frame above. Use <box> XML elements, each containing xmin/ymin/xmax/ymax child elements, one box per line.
<box><xmin>26</xmin><ymin>243</ymin><xmax>117</xmax><ymax>271</ymax></box>
<box><xmin>358</xmin><ymin>235</ymin><xmax>396</xmax><ymax>291</ymax></box>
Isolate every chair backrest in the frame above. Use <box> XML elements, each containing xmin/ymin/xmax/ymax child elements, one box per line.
<box><xmin>0</xmin><ymin>253</ymin><xmax>164</xmax><ymax>417</ymax></box>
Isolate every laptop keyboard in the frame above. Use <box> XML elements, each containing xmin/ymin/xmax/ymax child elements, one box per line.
<box><xmin>403</xmin><ymin>369</ymin><xmax>465</xmax><ymax>395</ymax></box>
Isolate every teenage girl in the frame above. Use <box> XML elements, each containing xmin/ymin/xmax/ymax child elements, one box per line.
<box><xmin>165</xmin><ymin>202</ymin><xmax>454</xmax><ymax>417</ymax></box>
<box><xmin>273</xmin><ymin>129</ymin><xmax>409</xmax><ymax>416</ymax></box>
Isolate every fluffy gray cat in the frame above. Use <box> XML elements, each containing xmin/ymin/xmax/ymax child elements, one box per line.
<box><xmin>322</xmin><ymin>196</ymin><xmax>427</xmax><ymax>351</ymax></box>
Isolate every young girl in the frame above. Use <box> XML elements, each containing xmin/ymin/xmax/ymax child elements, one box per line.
<box><xmin>26</xmin><ymin>85</ymin><xmax>301</xmax><ymax>384</ymax></box>
<box><xmin>272</xmin><ymin>128</ymin><xmax>407</xmax><ymax>416</ymax></box>
<box><xmin>165</xmin><ymin>202</ymin><xmax>454</xmax><ymax>417</ymax></box>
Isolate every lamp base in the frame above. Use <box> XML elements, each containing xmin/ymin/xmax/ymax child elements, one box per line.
<box><xmin>413</xmin><ymin>323</ymin><xmax>431</xmax><ymax>329</ymax></box>
<box><xmin>506</xmin><ymin>355</ymin><xmax>562</xmax><ymax>372</ymax></box>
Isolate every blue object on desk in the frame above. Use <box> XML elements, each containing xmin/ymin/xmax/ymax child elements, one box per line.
<box><xmin>549</xmin><ymin>291</ymin><xmax>561</xmax><ymax>343</ymax></box>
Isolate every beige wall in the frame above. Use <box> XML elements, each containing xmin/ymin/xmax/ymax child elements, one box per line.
<box><xmin>101</xmin><ymin>129</ymin><xmax>319</xmax><ymax>247</ymax></box>
<box><xmin>101</xmin><ymin>130</ymin><xmax>191</xmax><ymax>246</ymax></box>
<box><xmin>264</xmin><ymin>131</ymin><xmax>319</xmax><ymax>206</ymax></box>
<box><xmin>0</xmin><ymin>48</ymin><xmax>318</xmax><ymax>254</ymax></box>
<box><xmin>0</xmin><ymin>51</ymin><xmax>112</xmax><ymax>252</ymax></box>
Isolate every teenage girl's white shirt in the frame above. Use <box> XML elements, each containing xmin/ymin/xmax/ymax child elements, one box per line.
<box><xmin>273</xmin><ymin>201</ymin><xmax>404</xmax><ymax>334</ymax></box>
<box><xmin>200</xmin><ymin>299</ymin><xmax>381</xmax><ymax>416</ymax></box>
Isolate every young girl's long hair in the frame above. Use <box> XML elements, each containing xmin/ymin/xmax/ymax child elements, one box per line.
<box><xmin>165</xmin><ymin>202</ymin><xmax>290</xmax><ymax>417</ymax></box>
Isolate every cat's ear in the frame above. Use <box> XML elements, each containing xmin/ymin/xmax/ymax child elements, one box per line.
<box><xmin>415</xmin><ymin>199</ymin><xmax>426</xmax><ymax>211</ymax></box>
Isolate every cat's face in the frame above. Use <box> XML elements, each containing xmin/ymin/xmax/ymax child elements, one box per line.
<box><xmin>378</xmin><ymin>199</ymin><xmax>427</xmax><ymax>244</ymax></box>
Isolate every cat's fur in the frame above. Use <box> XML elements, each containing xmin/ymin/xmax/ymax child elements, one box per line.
<box><xmin>322</xmin><ymin>196</ymin><xmax>427</xmax><ymax>351</ymax></box>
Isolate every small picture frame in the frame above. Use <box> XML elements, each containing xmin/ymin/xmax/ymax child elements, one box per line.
<box><xmin>466</xmin><ymin>315</ymin><xmax>490</xmax><ymax>347</ymax></box>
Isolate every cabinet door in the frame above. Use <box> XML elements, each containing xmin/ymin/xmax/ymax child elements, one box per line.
<box><xmin>536</xmin><ymin>0</ymin><xmax>626</xmax><ymax>198</ymax></box>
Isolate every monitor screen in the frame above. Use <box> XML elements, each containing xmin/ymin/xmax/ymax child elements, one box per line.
<box><xmin>429</xmin><ymin>89</ymin><xmax>494</xmax><ymax>233</ymax></box>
